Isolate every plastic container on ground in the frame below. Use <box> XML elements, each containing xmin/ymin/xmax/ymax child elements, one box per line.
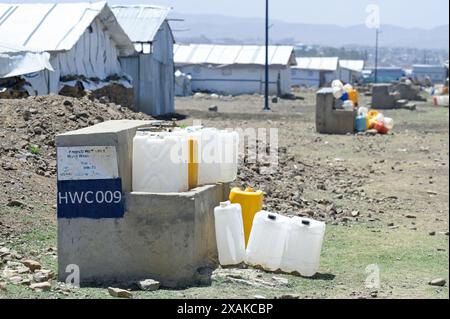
<box><xmin>281</xmin><ymin>217</ymin><xmax>326</xmax><ymax>277</ymax></box>
<box><xmin>383</xmin><ymin>117</ymin><xmax>395</xmax><ymax>130</ymax></box>
<box><xmin>214</xmin><ymin>201</ymin><xmax>246</xmax><ymax>266</ymax></box>
<box><xmin>229</xmin><ymin>187</ymin><xmax>263</xmax><ymax>246</ymax></box>
<box><xmin>356</xmin><ymin>116</ymin><xmax>367</xmax><ymax>133</ymax></box>
<box><xmin>246</xmin><ymin>211</ymin><xmax>290</xmax><ymax>271</ymax></box>
<box><xmin>132</xmin><ymin>131</ymin><xmax>188</xmax><ymax>193</ymax></box>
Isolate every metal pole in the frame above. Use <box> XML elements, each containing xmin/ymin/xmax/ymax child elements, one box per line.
<box><xmin>264</xmin><ymin>0</ymin><xmax>270</xmax><ymax>110</ymax></box>
<box><xmin>374</xmin><ymin>28</ymin><xmax>379</xmax><ymax>84</ymax></box>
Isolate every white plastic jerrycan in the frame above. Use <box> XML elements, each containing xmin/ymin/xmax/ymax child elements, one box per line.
<box><xmin>218</xmin><ymin>130</ymin><xmax>239</xmax><ymax>183</ymax></box>
<box><xmin>246</xmin><ymin>211</ymin><xmax>290</xmax><ymax>272</ymax></box>
<box><xmin>132</xmin><ymin>131</ymin><xmax>188</xmax><ymax>193</ymax></box>
<box><xmin>214</xmin><ymin>201</ymin><xmax>246</xmax><ymax>266</ymax></box>
<box><xmin>281</xmin><ymin>217</ymin><xmax>326</xmax><ymax>277</ymax></box>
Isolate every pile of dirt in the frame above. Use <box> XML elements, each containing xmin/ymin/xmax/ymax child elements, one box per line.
<box><xmin>235</xmin><ymin>145</ymin><xmax>369</xmax><ymax>225</ymax></box>
<box><xmin>0</xmin><ymin>95</ymin><xmax>152</xmax><ymax>223</ymax></box>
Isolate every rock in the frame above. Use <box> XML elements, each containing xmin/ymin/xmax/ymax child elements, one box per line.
<box><xmin>427</xmin><ymin>190</ymin><xmax>438</xmax><ymax>196</ymax></box>
<box><xmin>278</xmin><ymin>294</ymin><xmax>300</xmax><ymax>299</ymax></box>
<box><xmin>33</xmin><ymin>270</ymin><xmax>55</xmax><ymax>282</ymax></box>
<box><xmin>272</xmin><ymin>97</ymin><xmax>279</xmax><ymax>103</ymax></box>
<box><xmin>208</xmin><ymin>105</ymin><xmax>218</xmax><ymax>112</ymax></box>
<box><xmin>0</xmin><ymin>282</ymin><xmax>5</xmax><ymax>291</ymax></box>
<box><xmin>254</xmin><ymin>295</ymin><xmax>266</xmax><ymax>299</ymax></box>
<box><xmin>6</xmin><ymin>200</ymin><xmax>26</xmax><ymax>208</ymax></box>
<box><xmin>429</xmin><ymin>231</ymin><xmax>436</xmax><ymax>236</ymax></box>
<box><xmin>108</xmin><ymin>287</ymin><xmax>133</xmax><ymax>299</ymax></box>
<box><xmin>405</xmin><ymin>214</ymin><xmax>417</xmax><ymax>219</ymax></box>
<box><xmin>429</xmin><ymin>278</ymin><xmax>446</xmax><ymax>287</ymax></box>
<box><xmin>351</xmin><ymin>210</ymin><xmax>360</xmax><ymax>217</ymax></box>
<box><xmin>272</xmin><ymin>276</ymin><xmax>289</xmax><ymax>286</ymax></box>
<box><xmin>9</xmin><ymin>276</ymin><xmax>23</xmax><ymax>285</ymax></box>
<box><xmin>137</xmin><ymin>279</ymin><xmax>160</xmax><ymax>292</ymax></box>
<box><xmin>22</xmin><ymin>259</ymin><xmax>42</xmax><ymax>272</ymax></box>
<box><xmin>30</xmin><ymin>282</ymin><xmax>51</xmax><ymax>291</ymax></box>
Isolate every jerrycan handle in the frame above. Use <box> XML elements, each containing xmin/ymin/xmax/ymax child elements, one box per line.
<box><xmin>302</xmin><ymin>220</ymin><xmax>311</xmax><ymax>226</ymax></box>
<box><xmin>268</xmin><ymin>214</ymin><xmax>277</xmax><ymax>221</ymax></box>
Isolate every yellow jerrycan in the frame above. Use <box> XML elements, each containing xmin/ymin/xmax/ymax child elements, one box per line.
<box><xmin>229</xmin><ymin>187</ymin><xmax>264</xmax><ymax>246</ymax></box>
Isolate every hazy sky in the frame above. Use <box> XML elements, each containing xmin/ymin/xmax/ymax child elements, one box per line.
<box><xmin>2</xmin><ymin>0</ymin><xmax>449</xmax><ymax>29</ymax></box>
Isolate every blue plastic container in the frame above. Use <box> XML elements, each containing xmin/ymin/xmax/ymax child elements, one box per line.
<box><xmin>340</xmin><ymin>92</ymin><xmax>349</xmax><ymax>102</ymax></box>
<box><xmin>356</xmin><ymin>116</ymin><xmax>367</xmax><ymax>133</ymax></box>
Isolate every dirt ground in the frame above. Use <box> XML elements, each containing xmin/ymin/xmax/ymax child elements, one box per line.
<box><xmin>0</xmin><ymin>91</ymin><xmax>448</xmax><ymax>299</ymax></box>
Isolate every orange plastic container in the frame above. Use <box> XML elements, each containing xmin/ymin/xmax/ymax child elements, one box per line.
<box><xmin>229</xmin><ymin>187</ymin><xmax>263</xmax><ymax>246</ymax></box>
<box><xmin>348</xmin><ymin>89</ymin><xmax>359</xmax><ymax>106</ymax></box>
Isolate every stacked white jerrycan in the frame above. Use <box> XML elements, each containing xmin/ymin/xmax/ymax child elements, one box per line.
<box><xmin>214</xmin><ymin>201</ymin><xmax>246</xmax><ymax>266</ymax></box>
<box><xmin>245</xmin><ymin>212</ymin><xmax>326</xmax><ymax>277</ymax></box>
<box><xmin>186</xmin><ymin>126</ymin><xmax>239</xmax><ymax>184</ymax></box>
<box><xmin>132</xmin><ymin>130</ymin><xmax>188</xmax><ymax>193</ymax></box>
<box><xmin>132</xmin><ymin>126</ymin><xmax>239</xmax><ymax>193</ymax></box>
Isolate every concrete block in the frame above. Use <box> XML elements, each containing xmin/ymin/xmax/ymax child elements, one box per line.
<box><xmin>372</xmin><ymin>84</ymin><xmax>397</xmax><ymax>109</ymax></box>
<box><xmin>56</xmin><ymin>120</ymin><xmax>231</xmax><ymax>288</ymax></box>
<box><xmin>316</xmin><ymin>88</ymin><xmax>356</xmax><ymax>135</ymax></box>
<box><xmin>58</xmin><ymin>183</ymin><xmax>230</xmax><ymax>288</ymax></box>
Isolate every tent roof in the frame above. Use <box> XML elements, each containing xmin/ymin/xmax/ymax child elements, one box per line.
<box><xmin>111</xmin><ymin>5</ymin><xmax>172</xmax><ymax>43</ymax></box>
<box><xmin>174</xmin><ymin>44</ymin><xmax>297</xmax><ymax>66</ymax></box>
<box><xmin>339</xmin><ymin>60</ymin><xmax>365</xmax><ymax>73</ymax></box>
<box><xmin>293</xmin><ymin>57</ymin><xmax>339</xmax><ymax>71</ymax></box>
<box><xmin>0</xmin><ymin>42</ymin><xmax>53</xmax><ymax>78</ymax></box>
<box><xmin>0</xmin><ymin>1</ymin><xmax>135</xmax><ymax>56</ymax></box>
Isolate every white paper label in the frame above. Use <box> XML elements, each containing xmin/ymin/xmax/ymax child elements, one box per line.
<box><xmin>57</xmin><ymin>146</ymin><xmax>119</xmax><ymax>181</ymax></box>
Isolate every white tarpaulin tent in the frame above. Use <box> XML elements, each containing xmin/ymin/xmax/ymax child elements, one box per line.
<box><xmin>0</xmin><ymin>43</ymin><xmax>53</xmax><ymax>78</ymax></box>
<box><xmin>291</xmin><ymin>57</ymin><xmax>339</xmax><ymax>88</ymax></box>
<box><xmin>174</xmin><ymin>44</ymin><xmax>297</xmax><ymax>96</ymax></box>
<box><xmin>0</xmin><ymin>1</ymin><xmax>135</xmax><ymax>95</ymax></box>
<box><xmin>112</xmin><ymin>5</ymin><xmax>175</xmax><ymax>116</ymax></box>
<box><xmin>338</xmin><ymin>60</ymin><xmax>365</xmax><ymax>84</ymax></box>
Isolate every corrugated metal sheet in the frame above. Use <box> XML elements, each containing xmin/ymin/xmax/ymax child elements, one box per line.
<box><xmin>174</xmin><ymin>44</ymin><xmax>297</xmax><ymax>66</ymax></box>
<box><xmin>111</xmin><ymin>5</ymin><xmax>171</xmax><ymax>43</ymax></box>
<box><xmin>339</xmin><ymin>60</ymin><xmax>365</xmax><ymax>73</ymax></box>
<box><xmin>293</xmin><ymin>57</ymin><xmax>339</xmax><ymax>71</ymax></box>
<box><xmin>0</xmin><ymin>42</ymin><xmax>53</xmax><ymax>78</ymax></box>
<box><xmin>0</xmin><ymin>1</ymin><xmax>134</xmax><ymax>55</ymax></box>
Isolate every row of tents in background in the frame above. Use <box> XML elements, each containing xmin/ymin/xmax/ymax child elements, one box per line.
<box><xmin>1</xmin><ymin>2</ymin><xmax>449</xmax><ymax>117</ymax></box>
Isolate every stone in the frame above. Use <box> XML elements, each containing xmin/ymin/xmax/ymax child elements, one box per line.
<box><xmin>272</xmin><ymin>276</ymin><xmax>289</xmax><ymax>286</ymax></box>
<box><xmin>22</xmin><ymin>259</ymin><xmax>42</xmax><ymax>272</ymax></box>
<box><xmin>137</xmin><ymin>279</ymin><xmax>160</xmax><ymax>292</ymax></box>
<box><xmin>6</xmin><ymin>200</ymin><xmax>26</xmax><ymax>208</ymax></box>
<box><xmin>0</xmin><ymin>282</ymin><xmax>5</xmax><ymax>291</ymax></box>
<box><xmin>429</xmin><ymin>278</ymin><xmax>446</xmax><ymax>287</ymax></box>
<box><xmin>278</xmin><ymin>294</ymin><xmax>300</xmax><ymax>299</ymax></box>
<box><xmin>254</xmin><ymin>295</ymin><xmax>266</xmax><ymax>299</ymax></box>
<box><xmin>9</xmin><ymin>276</ymin><xmax>23</xmax><ymax>285</ymax></box>
<box><xmin>30</xmin><ymin>282</ymin><xmax>51</xmax><ymax>291</ymax></box>
<box><xmin>108</xmin><ymin>287</ymin><xmax>133</xmax><ymax>299</ymax></box>
<box><xmin>429</xmin><ymin>231</ymin><xmax>436</xmax><ymax>236</ymax></box>
<box><xmin>34</xmin><ymin>270</ymin><xmax>55</xmax><ymax>283</ymax></box>
<box><xmin>351</xmin><ymin>211</ymin><xmax>360</xmax><ymax>217</ymax></box>
<box><xmin>208</xmin><ymin>105</ymin><xmax>218</xmax><ymax>112</ymax></box>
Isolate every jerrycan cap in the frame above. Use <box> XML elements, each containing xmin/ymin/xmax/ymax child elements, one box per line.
<box><xmin>220</xmin><ymin>201</ymin><xmax>231</xmax><ymax>208</ymax></box>
<box><xmin>245</xmin><ymin>187</ymin><xmax>255</xmax><ymax>192</ymax></box>
<box><xmin>268</xmin><ymin>214</ymin><xmax>277</xmax><ymax>221</ymax></box>
<box><xmin>302</xmin><ymin>220</ymin><xmax>311</xmax><ymax>226</ymax></box>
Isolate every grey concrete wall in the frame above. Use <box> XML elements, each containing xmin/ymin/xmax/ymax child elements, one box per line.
<box><xmin>316</xmin><ymin>88</ymin><xmax>356</xmax><ymax>135</ymax></box>
<box><xmin>58</xmin><ymin>184</ymin><xmax>229</xmax><ymax>288</ymax></box>
<box><xmin>372</xmin><ymin>84</ymin><xmax>397</xmax><ymax>109</ymax></box>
